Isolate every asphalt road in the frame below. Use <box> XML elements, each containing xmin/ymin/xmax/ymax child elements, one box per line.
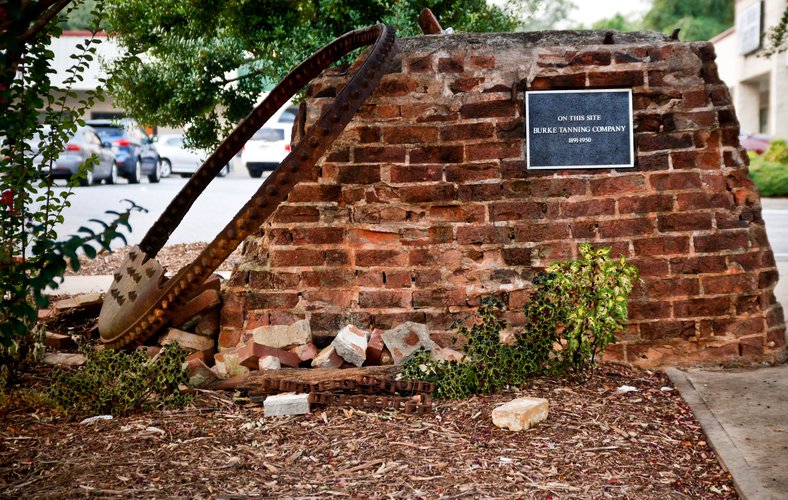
<box><xmin>36</xmin><ymin>171</ymin><xmax>788</xmax><ymax>259</ymax></box>
<box><xmin>37</xmin><ymin>165</ymin><xmax>267</xmax><ymax>249</ymax></box>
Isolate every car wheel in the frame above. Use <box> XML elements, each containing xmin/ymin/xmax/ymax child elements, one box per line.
<box><xmin>249</xmin><ymin>169</ymin><xmax>263</xmax><ymax>178</ymax></box>
<box><xmin>218</xmin><ymin>164</ymin><xmax>229</xmax><ymax>177</ymax></box>
<box><xmin>160</xmin><ymin>159</ymin><xmax>172</xmax><ymax>178</ymax></box>
<box><xmin>180</xmin><ymin>173</ymin><xmax>192</xmax><ymax>178</ymax></box>
<box><xmin>148</xmin><ymin>160</ymin><xmax>162</xmax><ymax>183</ymax></box>
<box><xmin>128</xmin><ymin>158</ymin><xmax>142</xmax><ymax>184</ymax></box>
<box><xmin>106</xmin><ymin>162</ymin><xmax>118</xmax><ymax>185</ymax></box>
<box><xmin>80</xmin><ymin>169</ymin><xmax>93</xmax><ymax>187</ymax></box>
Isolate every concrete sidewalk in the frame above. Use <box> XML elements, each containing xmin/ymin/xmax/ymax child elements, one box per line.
<box><xmin>667</xmin><ymin>260</ymin><xmax>788</xmax><ymax>500</ymax></box>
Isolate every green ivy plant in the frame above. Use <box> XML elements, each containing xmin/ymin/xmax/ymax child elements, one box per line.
<box><xmin>0</xmin><ymin>0</ymin><xmax>144</xmax><ymax>387</ymax></box>
<box><xmin>402</xmin><ymin>245</ymin><xmax>638</xmax><ymax>397</ymax></box>
<box><xmin>48</xmin><ymin>343</ymin><xmax>192</xmax><ymax>417</ymax></box>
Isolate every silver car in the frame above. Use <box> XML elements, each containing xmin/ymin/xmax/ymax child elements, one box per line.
<box><xmin>155</xmin><ymin>134</ymin><xmax>229</xmax><ymax>178</ymax></box>
<box><xmin>47</xmin><ymin>126</ymin><xmax>117</xmax><ymax>186</ymax></box>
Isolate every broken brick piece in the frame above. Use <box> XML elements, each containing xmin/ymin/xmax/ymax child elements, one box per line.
<box><xmin>365</xmin><ymin>329</ymin><xmax>385</xmax><ymax>366</ymax></box>
<box><xmin>186</xmin><ymin>358</ymin><xmax>219</xmax><ymax>387</ymax></box>
<box><xmin>235</xmin><ymin>340</ymin><xmax>300</xmax><ymax>369</ymax></box>
<box><xmin>186</xmin><ymin>348</ymin><xmax>215</xmax><ymax>366</ymax></box>
<box><xmin>381</xmin><ymin>322</ymin><xmax>436</xmax><ymax>364</ymax></box>
<box><xmin>290</xmin><ymin>343</ymin><xmax>318</xmax><ymax>363</ymax></box>
<box><xmin>259</xmin><ymin>356</ymin><xmax>281</xmax><ymax>370</ymax></box>
<box><xmin>251</xmin><ymin>319</ymin><xmax>312</xmax><ymax>350</ymax></box>
<box><xmin>159</xmin><ymin>328</ymin><xmax>215</xmax><ymax>353</ymax></box>
<box><xmin>171</xmin><ymin>289</ymin><xmax>222</xmax><ymax>328</ymax></box>
<box><xmin>311</xmin><ymin>345</ymin><xmax>344</xmax><ymax>369</ymax></box>
<box><xmin>331</xmin><ymin>325</ymin><xmax>368</xmax><ymax>367</ymax></box>
<box><xmin>194</xmin><ymin>308</ymin><xmax>221</xmax><ymax>337</ymax></box>
<box><xmin>44</xmin><ymin>332</ymin><xmax>77</xmax><ymax>350</ymax></box>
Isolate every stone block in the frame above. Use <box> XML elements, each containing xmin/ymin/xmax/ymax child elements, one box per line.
<box><xmin>311</xmin><ymin>345</ymin><xmax>344</xmax><ymax>369</ymax></box>
<box><xmin>264</xmin><ymin>392</ymin><xmax>310</xmax><ymax>416</ymax></box>
<box><xmin>332</xmin><ymin>325</ymin><xmax>368</xmax><ymax>367</ymax></box>
<box><xmin>54</xmin><ymin>292</ymin><xmax>103</xmax><ymax>313</ymax></box>
<box><xmin>185</xmin><ymin>358</ymin><xmax>219</xmax><ymax>387</ymax></box>
<box><xmin>381</xmin><ymin>322</ymin><xmax>435</xmax><ymax>364</ymax></box>
<box><xmin>366</xmin><ymin>329</ymin><xmax>385</xmax><ymax>365</ymax></box>
<box><xmin>43</xmin><ymin>352</ymin><xmax>85</xmax><ymax>367</ymax></box>
<box><xmin>492</xmin><ymin>397</ymin><xmax>549</xmax><ymax>431</ymax></box>
<box><xmin>213</xmin><ymin>351</ymin><xmax>250</xmax><ymax>379</ymax></box>
<box><xmin>159</xmin><ymin>328</ymin><xmax>215</xmax><ymax>353</ymax></box>
<box><xmin>259</xmin><ymin>356</ymin><xmax>281</xmax><ymax>371</ymax></box>
<box><xmin>251</xmin><ymin>319</ymin><xmax>312</xmax><ymax>350</ymax></box>
<box><xmin>290</xmin><ymin>343</ymin><xmax>318</xmax><ymax>363</ymax></box>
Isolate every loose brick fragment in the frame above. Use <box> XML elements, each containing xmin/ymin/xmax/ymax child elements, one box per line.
<box><xmin>264</xmin><ymin>393</ymin><xmax>310</xmax><ymax>417</ymax></box>
<box><xmin>160</xmin><ymin>328</ymin><xmax>215</xmax><ymax>353</ymax></box>
<box><xmin>331</xmin><ymin>325</ymin><xmax>369</xmax><ymax>367</ymax></box>
<box><xmin>311</xmin><ymin>345</ymin><xmax>344</xmax><ymax>369</ymax></box>
<box><xmin>492</xmin><ymin>397</ymin><xmax>549</xmax><ymax>431</ymax></box>
<box><xmin>381</xmin><ymin>322</ymin><xmax>435</xmax><ymax>364</ymax></box>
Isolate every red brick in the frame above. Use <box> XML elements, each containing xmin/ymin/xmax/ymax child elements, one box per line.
<box><xmin>694</xmin><ymin>231</ymin><xmax>750</xmax><ymax>253</ymax></box>
<box><xmin>414</xmin><ymin>269</ymin><xmax>443</xmax><ymax>287</ymax></box>
<box><xmin>382</xmin><ymin>126</ymin><xmax>438</xmax><ymax>144</ymax></box>
<box><xmin>490</xmin><ymin>201</ymin><xmax>558</xmax><ymax>221</ymax></box>
<box><xmin>460</xmin><ymin>99</ymin><xmax>516</xmax><ymax>119</ymax></box>
<box><xmin>670</xmin><ymin>255</ymin><xmax>727</xmax><ymax>274</ymax></box>
<box><xmin>372</xmin><ymin>311</ymin><xmax>428</xmax><ymax>330</ymax></box>
<box><xmin>359</xmin><ymin>290</ymin><xmax>410</xmax><ymax>308</ymax></box>
<box><xmin>389</xmin><ymin>165</ymin><xmax>443</xmax><ymax>183</ymax></box>
<box><xmin>636</xmin><ymin>152</ymin><xmax>670</xmax><ymax>170</ymax></box>
<box><xmin>712</xmin><ymin>317</ymin><xmax>765</xmax><ymax>337</ymax></box>
<box><xmin>272</xmin><ymin>205</ymin><xmax>320</xmax><ymax>223</ymax></box>
<box><xmin>598</xmin><ymin>218</ymin><xmax>655</xmax><ymax>238</ymax></box>
<box><xmin>246</xmin><ymin>292</ymin><xmax>299</xmax><ymax>310</ymax></box>
<box><xmin>428</xmin><ymin>205</ymin><xmax>485</xmax><ymax>222</ymax></box>
<box><xmin>629</xmin><ymin>300</ymin><xmax>672</xmax><ymax>320</ymax></box>
<box><xmin>759</xmin><ymin>269</ymin><xmax>780</xmax><ymax>288</ymax></box>
<box><xmin>410</xmin><ymin>145</ymin><xmax>464</xmax><ymax>164</ymax></box>
<box><xmin>466</xmin><ymin>142</ymin><xmax>521</xmax><ymax>162</ymax></box>
<box><xmin>446</xmin><ymin>163</ymin><xmax>499</xmax><ymax>182</ymax></box>
<box><xmin>400</xmin><ymin>103</ymin><xmax>457</xmax><ymax>122</ymax></box>
<box><xmin>646</xmin><ymin>277</ymin><xmax>699</xmax><ymax>298</ymax></box>
<box><xmin>195</xmin><ymin>309</ymin><xmax>221</xmax><ymax>337</ymax></box>
<box><xmin>399</xmin><ymin>183</ymin><xmax>457</xmax><ymax>203</ymax></box>
<box><xmin>409</xmin><ymin>249</ymin><xmax>462</xmax><ymax>267</ymax></box>
<box><xmin>588</xmin><ymin>70</ymin><xmax>644</xmax><ymax>87</ymax></box>
<box><xmin>633</xmin><ymin>236</ymin><xmax>690</xmax><ymax>256</ymax></box>
<box><xmin>218</xmin><ymin>328</ymin><xmax>244</xmax><ymax>349</ymax></box>
<box><xmin>365</xmin><ymin>329</ymin><xmax>385</xmax><ymax>365</ymax></box>
<box><xmin>502</xmin><ymin>247</ymin><xmax>532</xmax><ymax>266</ymax></box>
<box><xmin>288</xmin><ymin>183</ymin><xmax>341</xmax><ymax>202</ymax></box>
<box><xmin>529</xmin><ymin>177</ymin><xmax>588</xmax><ymax>197</ymax></box>
<box><xmin>290</xmin><ymin>227</ymin><xmax>345</xmax><ymax>245</ymax></box>
<box><xmin>626</xmin><ymin>257</ymin><xmax>668</xmax><ymax>277</ymax></box>
<box><xmin>236</xmin><ymin>341</ymin><xmax>300</xmax><ymax>369</ymax></box>
<box><xmin>325</xmin><ymin>249</ymin><xmax>351</xmax><ymax>266</ymax></box>
<box><xmin>736</xmin><ymin>295</ymin><xmax>761</xmax><ymax>315</ymax></box>
<box><xmin>657</xmin><ymin>212</ymin><xmax>713</xmax><ymax>232</ymax></box>
<box><xmin>674</xmin><ymin>297</ymin><xmax>732</xmax><ymax>318</ymax></box>
<box><xmin>354</xmin><ymin>146</ymin><xmax>406</xmax><ymax>163</ymax></box>
<box><xmin>640</xmin><ymin>321</ymin><xmax>696</xmax><ymax>340</ymax></box>
<box><xmin>407</xmin><ymin>55</ymin><xmax>433</xmax><ymax>73</ymax></box>
<box><xmin>637</xmin><ymin>133</ymin><xmax>694</xmax><ymax>152</ymax></box>
<box><xmin>701</xmin><ymin>273</ymin><xmax>757</xmax><ymax>294</ymax></box>
<box><xmin>471</xmin><ymin>55</ymin><xmax>495</xmax><ymax>69</ymax></box>
<box><xmin>457</xmin><ymin>225</ymin><xmax>502</xmax><ymax>245</ymax></box>
<box><xmin>300</xmin><ymin>270</ymin><xmax>354</xmax><ymax>288</ymax></box>
<box><xmin>675</xmin><ymin>192</ymin><xmax>734</xmax><ymax>210</ymax></box>
<box><xmin>530</xmin><ymin>73</ymin><xmax>586</xmax><ymax>90</ymax></box>
<box><xmin>172</xmin><ymin>289</ymin><xmax>222</xmax><ymax>327</ymax></box>
<box><xmin>649</xmin><ymin>172</ymin><xmax>702</xmax><ymax>191</ymax></box>
<box><xmin>450</xmin><ymin>77</ymin><xmax>485</xmax><ymax>93</ymax></box>
<box><xmin>501</xmin><ymin>159</ymin><xmax>528</xmax><ymax>179</ymax></box>
<box><xmin>383</xmin><ymin>270</ymin><xmax>413</xmax><ymax>288</ymax></box>
<box><xmin>355</xmin><ymin>249</ymin><xmax>407</xmax><ymax>267</ymax></box>
<box><xmin>438</xmin><ymin>57</ymin><xmax>464</xmax><ymax>73</ymax></box>
<box><xmin>571</xmin><ymin>51</ymin><xmax>611</xmax><ymax>65</ymax></box>
<box><xmin>459</xmin><ymin>183</ymin><xmax>503</xmax><ymax>201</ymax></box>
<box><xmin>332</xmin><ymin>164</ymin><xmax>380</xmax><ymax>184</ymax></box>
<box><xmin>271</xmin><ymin>249</ymin><xmax>325</xmax><ymax>267</ymax></box>
<box><xmin>348</xmin><ymin>229</ymin><xmax>400</xmax><ymax>246</ymax></box>
<box><xmin>619</xmin><ymin>194</ymin><xmax>674</xmax><ymax>214</ymax></box>
<box><xmin>413</xmin><ymin>288</ymin><xmax>466</xmax><ymax>308</ymax></box>
<box><xmin>533</xmin><ymin>242</ymin><xmax>574</xmax><ymax>262</ymax></box>
<box><xmin>590</xmin><ymin>174</ymin><xmax>647</xmax><ymax>195</ymax></box>
<box><xmin>374</xmin><ymin>75</ymin><xmax>417</xmax><ymax>97</ymax></box>
<box><xmin>513</xmin><ymin>222</ymin><xmax>572</xmax><ymax>242</ymax></box>
<box><xmin>561</xmin><ymin>199</ymin><xmax>616</xmax><ymax>217</ymax></box>
<box><xmin>440</xmin><ymin>122</ymin><xmax>495</xmax><ymax>142</ymax></box>
<box><xmin>353</xmin><ymin>205</ymin><xmax>409</xmax><ymax>223</ymax></box>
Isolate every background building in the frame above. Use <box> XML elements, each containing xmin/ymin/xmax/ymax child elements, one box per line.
<box><xmin>713</xmin><ymin>0</ymin><xmax>788</xmax><ymax>139</ymax></box>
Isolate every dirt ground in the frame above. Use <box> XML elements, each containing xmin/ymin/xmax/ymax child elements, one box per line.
<box><xmin>3</xmin><ymin>244</ymin><xmax>737</xmax><ymax>498</ymax></box>
<box><xmin>0</xmin><ymin>364</ymin><xmax>737</xmax><ymax>499</ymax></box>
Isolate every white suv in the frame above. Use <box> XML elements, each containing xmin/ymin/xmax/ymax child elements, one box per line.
<box><xmin>241</xmin><ymin>104</ymin><xmax>298</xmax><ymax>178</ymax></box>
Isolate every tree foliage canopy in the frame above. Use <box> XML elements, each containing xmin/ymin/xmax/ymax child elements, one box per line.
<box><xmin>103</xmin><ymin>0</ymin><xmax>532</xmax><ymax>148</ymax></box>
<box><xmin>641</xmin><ymin>0</ymin><xmax>733</xmax><ymax>41</ymax></box>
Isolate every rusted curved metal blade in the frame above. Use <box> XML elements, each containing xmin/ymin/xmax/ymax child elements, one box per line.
<box><xmin>99</xmin><ymin>24</ymin><xmax>397</xmax><ymax>348</ymax></box>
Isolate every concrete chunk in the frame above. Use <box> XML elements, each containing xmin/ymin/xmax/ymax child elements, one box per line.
<box><xmin>492</xmin><ymin>397</ymin><xmax>549</xmax><ymax>431</ymax></box>
<box><xmin>332</xmin><ymin>325</ymin><xmax>368</xmax><ymax>367</ymax></box>
<box><xmin>264</xmin><ymin>392</ymin><xmax>310</xmax><ymax>416</ymax></box>
<box><xmin>213</xmin><ymin>351</ymin><xmax>250</xmax><ymax>379</ymax></box>
<box><xmin>43</xmin><ymin>352</ymin><xmax>85</xmax><ymax>367</ymax></box>
<box><xmin>381</xmin><ymin>322</ymin><xmax>435</xmax><ymax>364</ymax></box>
<box><xmin>259</xmin><ymin>355</ymin><xmax>281</xmax><ymax>371</ymax></box>
<box><xmin>251</xmin><ymin>319</ymin><xmax>312</xmax><ymax>350</ymax></box>
<box><xmin>185</xmin><ymin>358</ymin><xmax>219</xmax><ymax>387</ymax></box>
<box><xmin>159</xmin><ymin>328</ymin><xmax>215</xmax><ymax>353</ymax></box>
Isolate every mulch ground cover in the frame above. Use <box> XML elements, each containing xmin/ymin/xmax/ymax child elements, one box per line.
<box><xmin>0</xmin><ymin>364</ymin><xmax>737</xmax><ymax>499</ymax></box>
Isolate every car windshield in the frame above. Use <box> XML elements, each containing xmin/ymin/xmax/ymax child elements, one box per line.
<box><xmin>92</xmin><ymin>126</ymin><xmax>125</xmax><ymax>140</ymax></box>
<box><xmin>251</xmin><ymin>128</ymin><xmax>285</xmax><ymax>142</ymax></box>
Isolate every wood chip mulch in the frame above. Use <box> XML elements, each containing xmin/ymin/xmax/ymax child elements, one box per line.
<box><xmin>0</xmin><ymin>364</ymin><xmax>737</xmax><ymax>499</ymax></box>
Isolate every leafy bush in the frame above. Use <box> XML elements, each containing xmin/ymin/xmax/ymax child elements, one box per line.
<box><xmin>764</xmin><ymin>139</ymin><xmax>788</xmax><ymax>164</ymax></box>
<box><xmin>402</xmin><ymin>245</ymin><xmax>638</xmax><ymax>397</ymax></box>
<box><xmin>48</xmin><ymin>344</ymin><xmax>191</xmax><ymax>417</ymax></box>
<box><xmin>749</xmin><ymin>158</ymin><xmax>788</xmax><ymax>197</ymax></box>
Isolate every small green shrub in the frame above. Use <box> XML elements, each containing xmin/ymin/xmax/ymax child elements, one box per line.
<box><xmin>749</xmin><ymin>158</ymin><xmax>788</xmax><ymax>197</ymax></box>
<box><xmin>764</xmin><ymin>139</ymin><xmax>788</xmax><ymax>164</ymax></box>
<box><xmin>402</xmin><ymin>245</ymin><xmax>638</xmax><ymax>397</ymax></box>
<box><xmin>48</xmin><ymin>343</ymin><xmax>191</xmax><ymax>417</ymax></box>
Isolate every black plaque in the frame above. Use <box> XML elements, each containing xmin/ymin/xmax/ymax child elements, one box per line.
<box><xmin>525</xmin><ymin>89</ymin><xmax>634</xmax><ymax>170</ymax></box>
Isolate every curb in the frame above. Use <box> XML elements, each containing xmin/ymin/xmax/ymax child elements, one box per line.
<box><xmin>665</xmin><ymin>367</ymin><xmax>769</xmax><ymax>500</ymax></box>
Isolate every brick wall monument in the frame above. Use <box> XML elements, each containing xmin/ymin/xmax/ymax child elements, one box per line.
<box><xmin>221</xmin><ymin>31</ymin><xmax>787</xmax><ymax>367</ymax></box>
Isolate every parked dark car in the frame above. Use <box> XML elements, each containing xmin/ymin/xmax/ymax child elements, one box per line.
<box><xmin>85</xmin><ymin>119</ymin><xmax>162</xmax><ymax>183</ymax></box>
<box><xmin>48</xmin><ymin>125</ymin><xmax>117</xmax><ymax>186</ymax></box>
